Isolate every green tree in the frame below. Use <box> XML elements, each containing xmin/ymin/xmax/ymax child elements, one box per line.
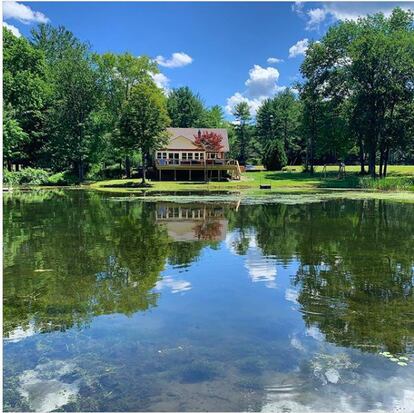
<box><xmin>3</xmin><ymin>27</ymin><xmax>49</xmax><ymax>168</ymax></box>
<box><xmin>3</xmin><ymin>106</ymin><xmax>29</xmax><ymax>171</ymax></box>
<box><xmin>93</xmin><ymin>52</ymin><xmax>159</xmax><ymax>177</ymax></box>
<box><xmin>262</xmin><ymin>140</ymin><xmax>288</xmax><ymax>171</ymax></box>
<box><xmin>256</xmin><ymin>89</ymin><xmax>302</xmax><ymax>168</ymax></box>
<box><xmin>49</xmin><ymin>47</ymin><xmax>100</xmax><ymax>180</ymax></box>
<box><xmin>119</xmin><ymin>83</ymin><xmax>170</xmax><ymax>183</ymax></box>
<box><xmin>301</xmin><ymin>8</ymin><xmax>414</xmax><ymax>177</ymax></box>
<box><xmin>167</xmin><ymin>86</ymin><xmax>205</xmax><ymax>127</ymax></box>
<box><xmin>232</xmin><ymin>102</ymin><xmax>252</xmax><ymax>165</ymax></box>
<box><xmin>200</xmin><ymin>105</ymin><xmax>226</xmax><ymax>128</ymax></box>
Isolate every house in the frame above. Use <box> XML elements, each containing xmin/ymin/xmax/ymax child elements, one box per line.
<box><xmin>154</xmin><ymin>128</ymin><xmax>241</xmax><ymax>181</ymax></box>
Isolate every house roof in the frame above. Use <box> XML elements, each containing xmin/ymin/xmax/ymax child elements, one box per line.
<box><xmin>164</xmin><ymin>128</ymin><xmax>229</xmax><ymax>152</ymax></box>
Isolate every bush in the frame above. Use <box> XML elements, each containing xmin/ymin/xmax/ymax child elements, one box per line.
<box><xmin>86</xmin><ymin>163</ymin><xmax>123</xmax><ymax>180</ymax></box>
<box><xmin>3</xmin><ymin>168</ymin><xmax>50</xmax><ymax>186</ymax></box>
<box><xmin>359</xmin><ymin>176</ymin><xmax>414</xmax><ymax>191</ymax></box>
<box><xmin>3</xmin><ymin>168</ymin><xmax>78</xmax><ymax>186</ymax></box>
<box><xmin>47</xmin><ymin>171</ymin><xmax>78</xmax><ymax>186</ymax></box>
<box><xmin>3</xmin><ymin>170</ymin><xmax>18</xmax><ymax>186</ymax></box>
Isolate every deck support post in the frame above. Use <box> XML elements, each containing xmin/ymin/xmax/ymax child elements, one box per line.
<box><xmin>218</xmin><ymin>170</ymin><xmax>221</xmax><ymax>181</ymax></box>
<box><xmin>174</xmin><ymin>169</ymin><xmax>176</xmax><ymax>181</ymax></box>
<box><xmin>159</xmin><ymin>169</ymin><xmax>161</xmax><ymax>181</ymax></box>
<box><xmin>189</xmin><ymin>170</ymin><xmax>192</xmax><ymax>181</ymax></box>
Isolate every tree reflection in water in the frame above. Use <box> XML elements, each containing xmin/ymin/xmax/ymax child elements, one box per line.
<box><xmin>4</xmin><ymin>191</ymin><xmax>414</xmax><ymax>356</ymax></box>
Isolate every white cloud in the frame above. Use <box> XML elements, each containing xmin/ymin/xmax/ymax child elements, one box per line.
<box><xmin>285</xmin><ymin>288</ymin><xmax>299</xmax><ymax>304</ymax></box>
<box><xmin>151</xmin><ymin>72</ymin><xmax>170</xmax><ymax>91</ymax></box>
<box><xmin>3</xmin><ymin>1</ymin><xmax>49</xmax><ymax>24</ymax></box>
<box><xmin>306</xmin><ymin>8</ymin><xmax>327</xmax><ymax>30</ymax></box>
<box><xmin>155</xmin><ymin>276</ymin><xmax>191</xmax><ymax>294</ymax></box>
<box><xmin>155</xmin><ymin>52</ymin><xmax>193</xmax><ymax>68</ymax></box>
<box><xmin>3</xmin><ymin>22</ymin><xmax>21</xmax><ymax>37</ymax></box>
<box><xmin>226</xmin><ymin>64</ymin><xmax>286</xmax><ymax>116</ymax></box>
<box><xmin>245</xmin><ymin>65</ymin><xmax>281</xmax><ymax>97</ymax></box>
<box><xmin>297</xmin><ymin>2</ymin><xmax>414</xmax><ymax>31</ymax></box>
<box><xmin>324</xmin><ymin>2</ymin><xmax>411</xmax><ymax>22</ymax></box>
<box><xmin>292</xmin><ymin>1</ymin><xmax>304</xmax><ymax>16</ymax></box>
<box><xmin>267</xmin><ymin>57</ymin><xmax>284</xmax><ymax>65</ymax></box>
<box><xmin>289</xmin><ymin>38</ymin><xmax>309</xmax><ymax>58</ymax></box>
<box><xmin>225</xmin><ymin>92</ymin><xmax>261</xmax><ymax>117</ymax></box>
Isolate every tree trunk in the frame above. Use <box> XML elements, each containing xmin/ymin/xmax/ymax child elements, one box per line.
<box><xmin>78</xmin><ymin>159</ymin><xmax>84</xmax><ymax>182</ymax></box>
<box><xmin>7</xmin><ymin>159</ymin><xmax>12</xmax><ymax>172</ymax></box>
<box><xmin>358</xmin><ymin>136</ymin><xmax>366</xmax><ymax>175</ymax></box>
<box><xmin>379</xmin><ymin>148</ymin><xmax>384</xmax><ymax>178</ymax></box>
<box><xmin>383</xmin><ymin>146</ymin><xmax>389</xmax><ymax>178</ymax></box>
<box><xmin>368</xmin><ymin>144</ymin><xmax>376</xmax><ymax>178</ymax></box>
<box><xmin>141</xmin><ymin>153</ymin><xmax>146</xmax><ymax>184</ymax></box>
<box><xmin>125</xmin><ymin>155</ymin><xmax>131</xmax><ymax>178</ymax></box>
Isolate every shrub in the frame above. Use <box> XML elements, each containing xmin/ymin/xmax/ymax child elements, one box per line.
<box><xmin>47</xmin><ymin>171</ymin><xmax>78</xmax><ymax>186</ymax></box>
<box><xmin>3</xmin><ymin>168</ymin><xmax>50</xmax><ymax>186</ymax></box>
<box><xmin>359</xmin><ymin>176</ymin><xmax>414</xmax><ymax>191</ymax></box>
<box><xmin>18</xmin><ymin>168</ymin><xmax>50</xmax><ymax>185</ymax></box>
<box><xmin>3</xmin><ymin>169</ymin><xmax>19</xmax><ymax>186</ymax></box>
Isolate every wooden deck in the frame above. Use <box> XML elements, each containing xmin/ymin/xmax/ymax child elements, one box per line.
<box><xmin>154</xmin><ymin>160</ymin><xmax>241</xmax><ymax>180</ymax></box>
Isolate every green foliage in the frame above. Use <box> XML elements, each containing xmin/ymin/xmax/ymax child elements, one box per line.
<box><xmin>262</xmin><ymin>140</ymin><xmax>288</xmax><ymax>171</ymax></box>
<box><xmin>232</xmin><ymin>102</ymin><xmax>252</xmax><ymax>165</ymax></box>
<box><xmin>300</xmin><ymin>8</ymin><xmax>414</xmax><ymax>176</ymax></box>
<box><xmin>167</xmin><ymin>86</ymin><xmax>205</xmax><ymax>127</ymax></box>
<box><xmin>256</xmin><ymin>89</ymin><xmax>302</xmax><ymax>166</ymax></box>
<box><xmin>119</xmin><ymin>83</ymin><xmax>170</xmax><ymax>182</ymax></box>
<box><xmin>359</xmin><ymin>176</ymin><xmax>414</xmax><ymax>191</ymax></box>
<box><xmin>3</xmin><ymin>168</ymin><xmax>49</xmax><ymax>186</ymax></box>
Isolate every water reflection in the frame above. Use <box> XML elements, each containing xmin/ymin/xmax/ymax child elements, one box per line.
<box><xmin>3</xmin><ymin>190</ymin><xmax>414</xmax><ymax>412</ymax></box>
<box><xmin>155</xmin><ymin>203</ymin><xmax>229</xmax><ymax>241</ymax></box>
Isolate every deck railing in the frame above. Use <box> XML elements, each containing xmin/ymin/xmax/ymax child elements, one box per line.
<box><xmin>155</xmin><ymin>159</ymin><xmax>238</xmax><ymax>167</ymax></box>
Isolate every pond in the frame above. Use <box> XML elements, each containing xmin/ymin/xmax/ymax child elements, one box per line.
<box><xmin>3</xmin><ymin>189</ymin><xmax>414</xmax><ymax>412</ymax></box>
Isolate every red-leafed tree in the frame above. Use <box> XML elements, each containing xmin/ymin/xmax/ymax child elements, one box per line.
<box><xmin>194</xmin><ymin>130</ymin><xmax>224</xmax><ymax>152</ymax></box>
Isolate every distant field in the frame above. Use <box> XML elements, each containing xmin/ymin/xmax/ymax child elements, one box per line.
<box><xmin>90</xmin><ymin>164</ymin><xmax>414</xmax><ymax>194</ymax></box>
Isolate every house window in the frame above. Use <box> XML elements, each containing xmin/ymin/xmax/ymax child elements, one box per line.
<box><xmin>200</xmin><ymin>153</ymin><xmax>204</xmax><ymax>160</ymax></box>
<box><xmin>156</xmin><ymin>152</ymin><xmax>162</xmax><ymax>159</ymax></box>
<box><xmin>188</xmin><ymin>153</ymin><xmax>193</xmax><ymax>160</ymax></box>
<box><xmin>182</xmin><ymin>153</ymin><xmax>187</xmax><ymax>160</ymax></box>
<box><xmin>194</xmin><ymin>153</ymin><xmax>199</xmax><ymax>160</ymax></box>
<box><xmin>162</xmin><ymin>152</ymin><xmax>167</xmax><ymax>159</ymax></box>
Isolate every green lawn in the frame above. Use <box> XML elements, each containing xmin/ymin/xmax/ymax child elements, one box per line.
<box><xmin>89</xmin><ymin>165</ymin><xmax>414</xmax><ymax>194</ymax></box>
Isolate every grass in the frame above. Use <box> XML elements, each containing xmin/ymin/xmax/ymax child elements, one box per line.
<box><xmin>89</xmin><ymin>165</ymin><xmax>414</xmax><ymax>195</ymax></box>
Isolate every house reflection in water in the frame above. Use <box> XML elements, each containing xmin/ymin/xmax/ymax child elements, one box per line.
<box><xmin>155</xmin><ymin>203</ymin><xmax>228</xmax><ymax>241</ymax></box>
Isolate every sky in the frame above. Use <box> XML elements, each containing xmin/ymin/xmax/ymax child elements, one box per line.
<box><xmin>3</xmin><ymin>1</ymin><xmax>414</xmax><ymax>118</ymax></box>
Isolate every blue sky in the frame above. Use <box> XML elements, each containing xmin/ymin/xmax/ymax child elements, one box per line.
<box><xmin>3</xmin><ymin>1</ymin><xmax>414</xmax><ymax>117</ymax></box>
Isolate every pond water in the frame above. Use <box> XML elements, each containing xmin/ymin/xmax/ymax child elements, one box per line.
<box><xmin>3</xmin><ymin>190</ymin><xmax>414</xmax><ymax>412</ymax></box>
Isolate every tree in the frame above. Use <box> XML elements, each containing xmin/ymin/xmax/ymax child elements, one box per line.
<box><xmin>232</xmin><ymin>102</ymin><xmax>252</xmax><ymax>165</ymax></box>
<box><xmin>200</xmin><ymin>105</ymin><xmax>226</xmax><ymax>128</ymax></box>
<box><xmin>3</xmin><ymin>106</ymin><xmax>29</xmax><ymax>171</ymax></box>
<box><xmin>119</xmin><ymin>83</ymin><xmax>170</xmax><ymax>184</ymax></box>
<box><xmin>48</xmin><ymin>47</ymin><xmax>100</xmax><ymax>180</ymax></box>
<box><xmin>256</xmin><ymin>89</ymin><xmax>302</xmax><ymax>167</ymax></box>
<box><xmin>3</xmin><ymin>27</ymin><xmax>49</xmax><ymax>168</ymax></box>
<box><xmin>167</xmin><ymin>86</ymin><xmax>205</xmax><ymax>127</ymax></box>
<box><xmin>93</xmin><ymin>52</ymin><xmax>159</xmax><ymax>177</ymax></box>
<box><xmin>301</xmin><ymin>8</ymin><xmax>414</xmax><ymax>177</ymax></box>
<box><xmin>262</xmin><ymin>140</ymin><xmax>287</xmax><ymax>171</ymax></box>
<box><xmin>194</xmin><ymin>130</ymin><xmax>224</xmax><ymax>152</ymax></box>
